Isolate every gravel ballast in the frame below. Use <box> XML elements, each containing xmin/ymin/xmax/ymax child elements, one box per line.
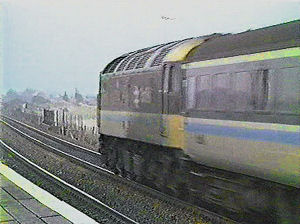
<box><xmin>0</xmin><ymin>123</ymin><xmax>229</xmax><ymax>224</ymax></box>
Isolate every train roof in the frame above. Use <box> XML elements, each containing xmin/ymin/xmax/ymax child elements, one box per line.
<box><xmin>102</xmin><ymin>20</ymin><xmax>300</xmax><ymax>74</ymax></box>
<box><xmin>102</xmin><ymin>34</ymin><xmax>221</xmax><ymax>74</ymax></box>
<box><xmin>186</xmin><ymin>19</ymin><xmax>300</xmax><ymax>62</ymax></box>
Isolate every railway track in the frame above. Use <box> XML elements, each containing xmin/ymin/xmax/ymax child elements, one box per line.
<box><xmin>0</xmin><ymin>138</ymin><xmax>138</xmax><ymax>224</ymax></box>
<box><xmin>0</xmin><ymin>114</ymin><xmax>234</xmax><ymax>224</ymax></box>
<box><xmin>0</xmin><ymin>114</ymin><xmax>113</xmax><ymax>175</ymax></box>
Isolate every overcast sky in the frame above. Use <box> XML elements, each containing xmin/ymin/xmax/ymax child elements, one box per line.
<box><xmin>1</xmin><ymin>0</ymin><xmax>300</xmax><ymax>96</ymax></box>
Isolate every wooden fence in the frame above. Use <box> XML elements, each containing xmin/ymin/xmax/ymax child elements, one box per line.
<box><xmin>5</xmin><ymin>108</ymin><xmax>99</xmax><ymax>148</ymax></box>
<box><xmin>42</xmin><ymin>108</ymin><xmax>99</xmax><ymax>146</ymax></box>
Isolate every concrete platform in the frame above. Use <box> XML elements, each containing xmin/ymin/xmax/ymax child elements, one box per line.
<box><xmin>0</xmin><ymin>162</ymin><xmax>98</xmax><ymax>224</ymax></box>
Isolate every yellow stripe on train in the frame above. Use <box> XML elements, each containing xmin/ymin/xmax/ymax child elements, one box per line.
<box><xmin>182</xmin><ymin>47</ymin><xmax>300</xmax><ymax>69</ymax></box>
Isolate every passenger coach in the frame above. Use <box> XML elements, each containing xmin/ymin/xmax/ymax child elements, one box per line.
<box><xmin>98</xmin><ymin>20</ymin><xmax>300</xmax><ymax>223</ymax></box>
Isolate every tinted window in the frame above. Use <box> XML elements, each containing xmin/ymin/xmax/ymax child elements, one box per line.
<box><xmin>196</xmin><ymin>74</ymin><xmax>212</xmax><ymax>110</ymax></box>
<box><xmin>275</xmin><ymin>67</ymin><xmax>300</xmax><ymax>113</ymax></box>
<box><xmin>187</xmin><ymin>76</ymin><xmax>196</xmax><ymax>109</ymax></box>
<box><xmin>186</xmin><ymin>69</ymin><xmax>270</xmax><ymax>111</ymax></box>
<box><xmin>233</xmin><ymin>72</ymin><xmax>253</xmax><ymax>111</ymax></box>
<box><xmin>251</xmin><ymin>69</ymin><xmax>269</xmax><ymax>110</ymax></box>
<box><xmin>212</xmin><ymin>73</ymin><xmax>235</xmax><ymax>110</ymax></box>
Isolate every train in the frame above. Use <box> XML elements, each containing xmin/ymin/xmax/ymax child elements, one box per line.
<box><xmin>98</xmin><ymin>20</ymin><xmax>300</xmax><ymax>223</ymax></box>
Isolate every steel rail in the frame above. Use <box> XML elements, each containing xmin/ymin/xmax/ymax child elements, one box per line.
<box><xmin>0</xmin><ymin>115</ymin><xmax>237</xmax><ymax>224</ymax></box>
<box><xmin>0</xmin><ymin>118</ymin><xmax>114</xmax><ymax>175</ymax></box>
<box><xmin>0</xmin><ymin>139</ymin><xmax>139</xmax><ymax>224</ymax></box>
<box><xmin>0</xmin><ymin>114</ymin><xmax>101</xmax><ymax>156</ymax></box>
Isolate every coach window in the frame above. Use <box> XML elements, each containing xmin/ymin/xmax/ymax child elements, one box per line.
<box><xmin>251</xmin><ymin>69</ymin><xmax>269</xmax><ymax>110</ymax></box>
<box><xmin>275</xmin><ymin>67</ymin><xmax>300</xmax><ymax>113</ymax></box>
<box><xmin>195</xmin><ymin>74</ymin><xmax>213</xmax><ymax>110</ymax></box>
<box><xmin>212</xmin><ymin>73</ymin><xmax>235</xmax><ymax>110</ymax></box>
<box><xmin>195</xmin><ymin>72</ymin><xmax>251</xmax><ymax>111</ymax></box>
<box><xmin>231</xmin><ymin>70</ymin><xmax>270</xmax><ymax>111</ymax></box>
<box><xmin>232</xmin><ymin>71</ymin><xmax>253</xmax><ymax>111</ymax></box>
<box><xmin>187</xmin><ymin>76</ymin><xmax>196</xmax><ymax>109</ymax></box>
<box><xmin>186</xmin><ymin>69</ymin><xmax>271</xmax><ymax>112</ymax></box>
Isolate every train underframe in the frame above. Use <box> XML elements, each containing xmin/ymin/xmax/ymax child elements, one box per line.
<box><xmin>99</xmin><ymin>134</ymin><xmax>300</xmax><ymax>224</ymax></box>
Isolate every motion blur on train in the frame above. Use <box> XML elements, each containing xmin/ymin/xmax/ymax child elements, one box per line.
<box><xmin>97</xmin><ymin>20</ymin><xmax>300</xmax><ymax>223</ymax></box>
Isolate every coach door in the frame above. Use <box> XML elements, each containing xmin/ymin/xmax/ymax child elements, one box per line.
<box><xmin>162</xmin><ymin>64</ymin><xmax>180</xmax><ymax>114</ymax></box>
<box><xmin>160</xmin><ymin>63</ymin><xmax>183</xmax><ymax>144</ymax></box>
<box><xmin>162</xmin><ymin>64</ymin><xmax>170</xmax><ymax>114</ymax></box>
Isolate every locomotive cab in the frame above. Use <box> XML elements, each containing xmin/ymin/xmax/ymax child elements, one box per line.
<box><xmin>98</xmin><ymin>37</ymin><xmax>208</xmax><ymax>148</ymax></box>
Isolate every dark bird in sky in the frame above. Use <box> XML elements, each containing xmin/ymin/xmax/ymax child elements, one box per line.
<box><xmin>161</xmin><ymin>16</ymin><xmax>176</xmax><ymax>20</ymax></box>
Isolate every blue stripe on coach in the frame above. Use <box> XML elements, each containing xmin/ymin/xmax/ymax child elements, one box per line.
<box><xmin>185</xmin><ymin>123</ymin><xmax>300</xmax><ymax>146</ymax></box>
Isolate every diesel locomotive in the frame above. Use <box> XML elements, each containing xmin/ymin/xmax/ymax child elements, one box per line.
<box><xmin>98</xmin><ymin>20</ymin><xmax>300</xmax><ymax>223</ymax></box>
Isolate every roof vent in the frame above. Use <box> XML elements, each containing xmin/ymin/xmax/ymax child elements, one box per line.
<box><xmin>103</xmin><ymin>56</ymin><xmax>126</xmax><ymax>73</ymax></box>
<box><xmin>135</xmin><ymin>52</ymin><xmax>153</xmax><ymax>69</ymax></box>
<box><xmin>151</xmin><ymin>41</ymin><xmax>180</xmax><ymax>66</ymax></box>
